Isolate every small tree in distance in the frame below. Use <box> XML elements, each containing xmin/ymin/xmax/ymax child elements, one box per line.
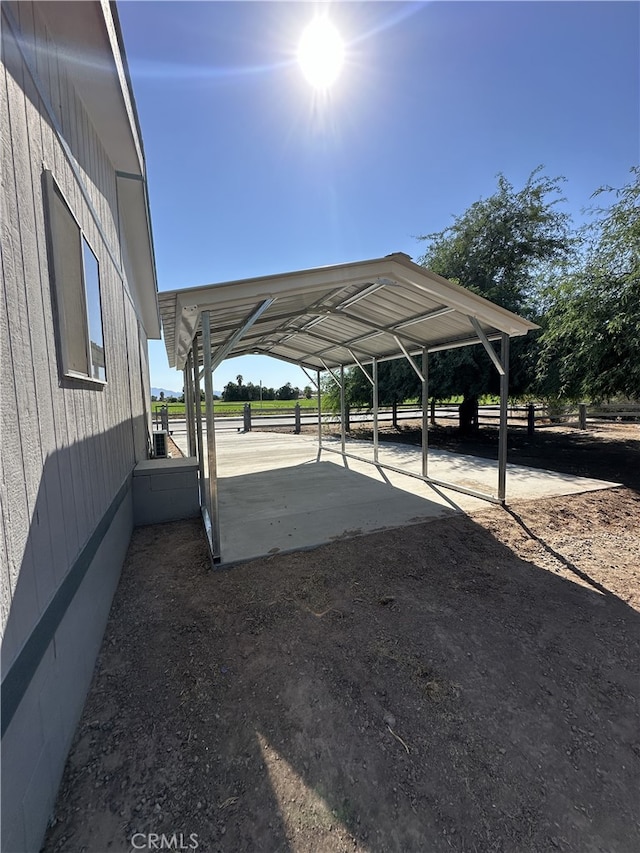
<box><xmin>276</xmin><ymin>382</ymin><xmax>298</xmax><ymax>401</ymax></box>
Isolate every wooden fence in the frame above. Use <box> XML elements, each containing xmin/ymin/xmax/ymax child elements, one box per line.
<box><xmin>154</xmin><ymin>400</ymin><xmax>639</xmax><ymax>435</ymax></box>
<box><xmin>418</xmin><ymin>402</ymin><xmax>640</xmax><ymax>434</ymax></box>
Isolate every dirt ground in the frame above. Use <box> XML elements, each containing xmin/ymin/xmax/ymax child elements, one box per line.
<box><xmin>43</xmin><ymin>424</ymin><xmax>639</xmax><ymax>853</ymax></box>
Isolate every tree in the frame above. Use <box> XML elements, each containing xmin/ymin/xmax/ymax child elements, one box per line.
<box><xmin>222</xmin><ymin>381</ymin><xmax>242</xmax><ymax>402</ymax></box>
<box><xmin>276</xmin><ymin>382</ymin><xmax>297</xmax><ymax>401</ymax></box>
<box><xmin>537</xmin><ymin>167</ymin><xmax>640</xmax><ymax>400</ymax></box>
<box><xmin>303</xmin><ymin>385</ymin><xmax>313</xmax><ymax>399</ymax></box>
<box><xmin>327</xmin><ymin>171</ymin><xmax>573</xmax><ymax>427</ymax></box>
<box><xmin>415</xmin><ymin>168</ymin><xmax>573</xmax><ymax>430</ymax></box>
<box><xmin>236</xmin><ymin>374</ymin><xmax>243</xmax><ymax>387</ymax></box>
<box><xmin>419</xmin><ymin>168</ymin><xmax>572</xmax><ymax>313</ymax></box>
<box><xmin>322</xmin><ymin>359</ymin><xmax>422</xmax><ymax>412</ymax></box>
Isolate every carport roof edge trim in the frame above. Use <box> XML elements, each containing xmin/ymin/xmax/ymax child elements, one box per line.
<box><xmin>159</xmin><ymin>253</ymin><xmax>539</xmax><ymax>371</ymax></box>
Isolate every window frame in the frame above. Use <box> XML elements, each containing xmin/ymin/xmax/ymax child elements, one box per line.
<box><xmin>43</xmin><ymin>170</ymin><xmax>107</xmax><ymax>386</ymax></box>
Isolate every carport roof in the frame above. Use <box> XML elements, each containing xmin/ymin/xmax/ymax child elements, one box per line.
<box><xmin>159</xmin><ymin>253</ymin><xmax>538</xmax><ymax>373</ymax></box>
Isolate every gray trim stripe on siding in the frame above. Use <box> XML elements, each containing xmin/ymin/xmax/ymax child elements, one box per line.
<box><xmin>0</xmin><ymin>478</ymin><xmax>130</xmax><ymax>738</ymax></box>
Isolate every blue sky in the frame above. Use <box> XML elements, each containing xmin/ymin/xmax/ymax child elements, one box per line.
<box><xmin>117</xmin><ymin>1</ymin><xmax>639</xmax><ymax>394</ymax></box>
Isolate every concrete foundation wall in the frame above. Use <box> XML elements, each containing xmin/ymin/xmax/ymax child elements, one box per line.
<box><xmin>1</xmin><ymin>485</ymin><xmax>133</xmax><ymax>853</ymax></box>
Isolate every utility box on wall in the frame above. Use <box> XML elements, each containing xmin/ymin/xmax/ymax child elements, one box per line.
<box><xmin>132</xmin><ymin>457</ymin><xmax>200</xmax><ymax>526</ymax></box>
<box><xmin>152</xmin><ymin>430</ymin><xmax>168</xmax><ymax>458</ymax></box>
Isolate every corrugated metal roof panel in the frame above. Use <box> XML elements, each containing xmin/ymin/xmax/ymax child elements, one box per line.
<box><xmin>157</xmin><ymin>254</ymin><xmax>538</xmax><ymax>371</ymax></box>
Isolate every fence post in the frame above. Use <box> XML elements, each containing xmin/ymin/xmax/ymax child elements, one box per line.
<box><xmin>430</xmin><ymin>398</ymin><xmax>436</xmax><ymax>426</ymax></box>
<box><xmin>579</xmin><ymin>403</ymin><xmax>587</xmax><ymax>430</ymax></box>
<box><xmin>345</xmin><ymin>403</ymin><xmax>351</xmax><ymax>433</ymax></box>
<box><xmin>243</xmin><ymin>403</ymin><xmax>252</xmax><ymax>432</ymax></box>
<box><xmin>392</xmin><ymin>401</ymin><xmax>398</xmax><ymax>429</ymax></box>
<box><xmin>294</xmin><ymin>403</ymin><xmax>301</xmax><ymax>434</ymax></box>
<box><xmin>527</xmin><ymin>403</ymin><xmax>535</xmax><ymax>439</ymax></box>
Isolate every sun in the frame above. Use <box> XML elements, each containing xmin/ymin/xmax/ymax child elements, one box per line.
<box><xmin>297</xmin><ymin>17</ymin><xmax>344</xmax><ymax>90</ymax></box>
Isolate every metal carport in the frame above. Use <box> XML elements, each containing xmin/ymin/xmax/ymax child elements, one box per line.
<box><xmin>159</xmin><ymin>252</ymin><xmax>538</xmax><ymax>564</ymax></box>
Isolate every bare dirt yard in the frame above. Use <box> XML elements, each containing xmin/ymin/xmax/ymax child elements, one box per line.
<box><xmin>43</xmin><ymin>424</ymin><xmax>639</xmax><ymax>853</ymax></box>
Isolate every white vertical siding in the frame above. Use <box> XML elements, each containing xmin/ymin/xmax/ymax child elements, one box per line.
<box><xmin>1</xmin><ymin>3</ymin><xmax>150</xmax><ymax>662</ymax></box>
<box><xmin>2</xmin><ymin>4</ymin><xmax>157</xmax><ymax>849</ymax></box>
<box><xmin>1</xmin><ymin>31</ymin><xmax>52</xmax><ymax>652</ymax></box>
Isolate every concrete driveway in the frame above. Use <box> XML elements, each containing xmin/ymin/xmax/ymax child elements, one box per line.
<box><xmin>172</xmin><ymin>431</ymin><xmax>618</xmax><ymax>564</ymax></box>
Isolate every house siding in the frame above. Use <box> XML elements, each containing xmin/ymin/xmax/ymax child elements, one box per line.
<box><xmin>1</xmin><ymin>3</ymin><xmax>154</xmax><ymax>850</ymax></box>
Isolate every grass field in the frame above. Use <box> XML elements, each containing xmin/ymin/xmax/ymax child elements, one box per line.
<box><xmin>151</xmin><ymin>398</ymin><xmax>321</xmax><ymax>416</ymax></box>
<box><xmin>150</xmin><ymin>395</ymin><xmax>505</xmax><ymax>417</ymax></box>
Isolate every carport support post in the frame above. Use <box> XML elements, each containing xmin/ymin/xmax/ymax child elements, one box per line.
<box><xmin>202</xmin><ymin>311</ymin><xmax>221</xmax><ymax>562</ymax></box>
<box><xmin>316</xmin><ymin>370</ymin><xmax>322</xmax><ymax>449</ymax></box>
<box><xmin>421</xmin><ymin>348</ymin><xmax>429</xmax><ymax>477</ymax></box>
<box><xmin>184</xmin><ymin>354</ymin><xmax>196</xmax><ymax>457</ymax></box>
<box><xmin>182</xmin><ymin>362</ymin><xmax>190</xmax><ymax>453</ymax></box>
<box><xmin>189</xmin><ymin>356</ymin><xmax>197</xmax><ymax>457</ymax></box>
<box><xmin>192</xmin><ymin>335</ymin><xmax>205</xmax><ymax>504</ymax></box>
<box><xmin>372</xmin><ymin>358</ymin><xmax>379</xmax><ymax>464</ymax></box>
<box><xmin>340</xmin><ymin>364</ymin><xmax>346</xmax><ymax>454</ymax></box>
<box><xmin>498</xmin><ymin>333</ymin><xmax>510</xmax><ymax>503</ymax></box>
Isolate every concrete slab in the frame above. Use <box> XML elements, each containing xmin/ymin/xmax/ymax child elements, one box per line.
<box><xmin>170</xmin><ymin>430</ymin><xmax>619</xmax><ymax>565</ymax></box>
<box><xmin>219</xmin><ymin>462</ymin><xmax>454</xmax><ymax>563</ymax></box>
<box><xmin>318</xmin><ymin>436</ymin><xmax>619</xmax><ymax>504</ymax></box>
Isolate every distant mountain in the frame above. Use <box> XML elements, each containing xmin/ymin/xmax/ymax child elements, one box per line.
<box><xmin>151</xmin><ymin>387</ymin><xmax>182</xmax><ymax>398</ymax></box>
<box><xmin>151</xmin><ymin>386</ymin><xmax>224</xmax><ymax>399</ymax></box>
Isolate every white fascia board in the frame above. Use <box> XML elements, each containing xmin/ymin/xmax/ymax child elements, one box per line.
<box><xmin>173</xmin><ymin>257</ymin><xmax>399</xmax><ymax>312</ymax></box>
<box><xmin>116</xmin><ymin>174</ymin><xmax>160</xmax><ymax>338</ymax></box>
<box><xmin>100</xmin><ymin>0</ymin><xmax>145</xmax><ymax>171</ymax></box>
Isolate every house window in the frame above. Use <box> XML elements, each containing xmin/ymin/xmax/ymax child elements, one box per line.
<box><xmin>82</xmin><ymin>238</ymin><xmax>106</xmax><ymax>381</ymax></box>
<box><xmin>44</xmin><ymin>170</ymin><xmax>106</xmax><ymax>383</ymax></box>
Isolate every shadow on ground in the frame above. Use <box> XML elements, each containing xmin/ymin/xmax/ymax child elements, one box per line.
<box><xmin>347</xmin><ymin>422</ymin><xmax>640</xmax><ymax>492</ymax></box>
<box><xmin>43</xmin><ymin>494</ymin><xmax>640</xmax><ymax>853</ymax></box>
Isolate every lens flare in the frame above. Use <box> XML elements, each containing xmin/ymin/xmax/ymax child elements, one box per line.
<box><xmin>297</xmin><ymin>17</ymin><xmax>344</xmax><ymax>90</ymax></box>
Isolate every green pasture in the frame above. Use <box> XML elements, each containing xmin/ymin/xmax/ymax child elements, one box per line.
<box><xmin>150</xmin><ymin>395</ymin><xmax>507</xmax><ymax>417</ymax></box>
<box><xmin>151</xmin><ymin>397</ymin><xmax>321</xmax><ymax>416</ymax></box>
